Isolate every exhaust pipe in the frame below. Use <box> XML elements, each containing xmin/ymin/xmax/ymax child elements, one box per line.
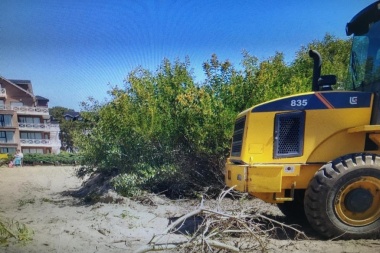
<box><xmin>309</xmin><ymin>50</ymin><xmax>322</xmax><ymax>92</ymax></box>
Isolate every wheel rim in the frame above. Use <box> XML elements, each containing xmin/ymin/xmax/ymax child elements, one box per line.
<box><xmin>335</xmin><ymin>176</ymin><xmax>380</xmax><ymax>226</ymax></box>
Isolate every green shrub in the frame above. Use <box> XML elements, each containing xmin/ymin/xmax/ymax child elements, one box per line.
<box><xmin>21</xmin><ymin>152</ymin><xmax>81</xmax><ymax>166</ymax></box>
<box><xmin>111</xmin><ymin>163</ymin><xmax>180</xmax><ymax>197</ymax></box>
<box><xmin>111</xmin><ymin>173</ymin><xmax>143</xmax><ymax>197</ymax></box>
<box><xmin>0</xmin><ymin>217</ymin><xmax>33</xmax><ymax>245</ymax></box>
<box><xmin>0</xmin><ymin>154</ymin><xmax>10</xmax><ymax>167</ymax></box>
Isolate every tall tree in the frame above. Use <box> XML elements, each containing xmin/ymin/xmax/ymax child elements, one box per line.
<box><xmin>49</xmin><ymin>106</ymin><xmax>84</xmax><ymax>152</ymax></box>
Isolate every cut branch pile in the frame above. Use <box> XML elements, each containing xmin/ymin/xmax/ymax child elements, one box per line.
<box><xmin>135</xmin><ymin>187</ymin><xmax>308</xmax><ymax>253</ymax></box>
<box><xmin>0</xmin><ymin>217</ymin><xmax>34</xmax><ymax>245</ymax></box>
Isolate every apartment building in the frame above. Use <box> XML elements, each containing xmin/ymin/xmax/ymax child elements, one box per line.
<box><xmin>0</xmin><ymin>76</ymin><xmax>61</xmax><ymax>154</ymax></box>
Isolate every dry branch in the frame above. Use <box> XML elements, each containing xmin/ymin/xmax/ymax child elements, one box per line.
<box><xmin>134</xmin><ymin>187</ymin><xmax>307</xmax><ymax>253</ymax></box>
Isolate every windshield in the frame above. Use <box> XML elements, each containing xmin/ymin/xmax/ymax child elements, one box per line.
<box><xmin>349</xmin><ymin>20</ymin><xmax>380</xmax><ymax>91</ymax></box>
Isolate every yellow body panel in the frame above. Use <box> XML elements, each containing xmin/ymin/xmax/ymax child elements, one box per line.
<box><xmin>248</xmin><ymin>165</ymin><xmax>283</xmax><ymax>192</ymax></box>
<box><xmin>306</xmin><ymin>108</ymin><xmax>374</xmax><ymax>162</ymax></box>
<box><xmin>226</xmin><ymin>91</ymin><xmax>378</xmax><ymax>203</ymax></box>
<box><xmin>235</xmin><ymin>107</ymin><xmax>373</xmax><ymax>164</ymax></box>
<box><xmin>225</xmin><ymin>164</ymin><xmax>247</xmax><ymax>192</ymax></box>
<box><xmin>225</xmin><ymin>163</ymin><xmax>322</xmax><ymax>203</ymax></box>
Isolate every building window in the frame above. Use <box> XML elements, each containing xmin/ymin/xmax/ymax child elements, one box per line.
<box><xmin>0</xmin><ymin>115</ymin><xmax>12</xmax><ymax>127</ymax></box>
<box><xmin>23</xmin><ymin>148</ymin><xmax>43</xmax><ymax>154</ymax></box>
<box><xmin>0</xmin><ymin>131</ymin><xmax>5</xmax><ymax>143</ymax></box>
<box><xmin>11</xmin><ymin>102</ymin><xmax>23</xmax><ymax>108</ymax></box>
<box><xmin>20</xmin><ymin>132</ymin><xmax>42</xmax><ymax>139</ymax></box>
<box><xmin>18</xmin><ymin>117</ymin><xmax>40</xmax><ymax>124</ymax></box>
<box><xmin>0</xmin><ymin>131</ymin><xmax>13</xmax><ymax>143</ymax></box>
<box><xmin>0</xmin><ymin>147</ymin><xmax>16</xmax><ymax>154</ymax></box>
<box><xmin>0</xmin><ymin>100</ymin><xmax>4</xmax><ymax>109</ymax></box>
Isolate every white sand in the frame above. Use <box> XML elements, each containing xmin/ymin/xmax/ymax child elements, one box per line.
<box><xmin>0</xmin><ymin>166</ymin><xmax>188</xmax><ymax>253</ymax></box>
<box><xmin>0</xmin><ymin>166</ymin><xmax>378</xmax><ymax>253</ymax></box>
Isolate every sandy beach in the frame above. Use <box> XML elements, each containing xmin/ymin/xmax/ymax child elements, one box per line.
<box><xmin>0</xmin><ymin>166</ymin><xmax>379</xmax><ymax>253</ymax></box>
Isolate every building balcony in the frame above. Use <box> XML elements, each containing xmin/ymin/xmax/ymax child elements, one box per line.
<box><xmin>0</xmin><ymin>88</ymin><xmax>6</xmax><ymax>98</ymax></box>
<box><xmin>18</xmin><ymin>123</ymin><xmax>60</xmax><ymax>132</ymax></box>
<box><xmin>0</xmin><ymin>140</ymin><xmax>17</xmax><ymax>144</ymax></box>
<box><xmin>13</xmin><ymin>106</ymin><xmax>49</xmax><ymax>116</ymax></box>
<box><xmin>0</xmin><ymin>105</ymin><xmax>49</xmax><ymax>116</ymax></box>
<box><xmin>0</xmin><ymin>124</ymin><xmax>14</xmax><ymax>128</ymax></box>
<box><xmin>20</xmin><ymin>139</ymin><xmax>61</xmax><ymax>147</ymax></box>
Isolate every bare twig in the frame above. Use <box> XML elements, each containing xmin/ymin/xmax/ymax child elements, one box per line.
<box><xmin>256</xmin><ymin>214</ymin><xmax>308</xmax><ymax>240</ymax></box>
<box><xmin>205</xmin><ymin>239</ymin><xmax>239</xmax><ymax>252</ymax></box>
<box><xmin>163</xmin><ymin>209</ymin><xmax>203</xmax><ymax>236</ymax></box>
<box><xmin>134</xmin><ymin>187</ymin><xmax>306</xmax><ymax>253</ymax></box>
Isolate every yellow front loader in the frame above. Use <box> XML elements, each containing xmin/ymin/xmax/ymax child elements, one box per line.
<box><xmin>225</xmin><ymin>1</ymin><xmax>380</xmax><ymax>239</ymax></box>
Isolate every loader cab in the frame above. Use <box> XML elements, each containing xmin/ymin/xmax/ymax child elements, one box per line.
<box><xmin>346</xmin><ymin>1</ymin><xmax>380</xmax><ymax>125</ymax></box>
<box><xmin>347</xmin><ymin>1</ymin><xmax>380</xmax><ymax>92</ymax></box>
<box><xmin>349</xmin><ymin>21</ymin><xmax>380</xmax><ymax>92</ymax></box>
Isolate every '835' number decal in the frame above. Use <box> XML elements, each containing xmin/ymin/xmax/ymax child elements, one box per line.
<box><xmin>290</xmin><ymin>99</ymin><xmax>308</xmax><ymax>107</ymax></box>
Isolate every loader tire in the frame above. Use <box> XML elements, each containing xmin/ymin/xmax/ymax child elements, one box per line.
<box><xmin>277</xmin><ymin>190</ymin><xmax>305</xmax><ymax>219</ymax></box>
<box><xmin>304</xmin><ymin>153</ymin><xmax>380</xmax><ymax>239</ymax></box>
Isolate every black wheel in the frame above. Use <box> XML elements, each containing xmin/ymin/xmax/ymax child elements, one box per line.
<box><xmin>304</xmin><ymin>153</ymin><xmax>380</xmax><ymax>239</ymax></box>
<box><xmin>277</xmin><ymin>190</ymin><xmax>305</xmax><ymax>219</ymax></box>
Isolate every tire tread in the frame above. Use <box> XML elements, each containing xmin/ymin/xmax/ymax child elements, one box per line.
<box><xmin>304</xmin><ymin>153</ymin><xmax>380</xmax><ymax>239</ymax></box>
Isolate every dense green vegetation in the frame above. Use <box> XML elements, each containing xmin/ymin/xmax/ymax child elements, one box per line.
<box><xmin>72</xmin><ymin>34</ymin><xmax>351</xmax><ymax>197</ymax></box>
<box><xmin>22</xmin><ymin>152</ymin><xmax>81</xmax><ymax>166</ymax></box>
<box><xmin>49</xmin><ymin>106</ymin><xmax>92</xmax><ymax>153</ymax></box>
<box><xmin>0</xmin><ymin>217</ymin><xmax>33</xmax><ymax>245</ymax></box>
<box><xmin>0</xmin><ymin>152</ymin><xmax>81</xmax><ymax>167</ymax></box>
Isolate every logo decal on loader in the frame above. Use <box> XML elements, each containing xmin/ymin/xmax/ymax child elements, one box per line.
<box><xmin>350</xmin><ymin>96</ymin><xmax>358</xmax><ymax>105</ymax></box>
<box><xmin>252</xmin><ymin>92</ymin><xmax>371</xmax><ymax>112</ymax></box>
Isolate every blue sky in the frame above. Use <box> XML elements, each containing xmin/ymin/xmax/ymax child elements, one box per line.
<box><xmin>0</xmin><ymin>0</ymin><xmax>375</xmax><ymax>110</ymax></box>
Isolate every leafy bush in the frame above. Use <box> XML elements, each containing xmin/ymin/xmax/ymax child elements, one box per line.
<box><xmin>111</xmin><ymin>173</ymin><xmax>143</xmax><ymax>197</ymax></box>
<box><xmin>22</xmin><ymin>152</ymin><xmax>81</xmax><ymax>166</ymax></box>
<box><xmin>0</xmin><ymin>154</ymin><xmax>10</xmax><ymax>167</ymax></box>
<box><xmin>111</xmin><ymin>163</ymin><xmax>180</xmax><ymax>197</ymax></box>
<box><xmin>0</xmin><ymin>217</ymin><xmax>33</xmax><ymax>245</ymax></box>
